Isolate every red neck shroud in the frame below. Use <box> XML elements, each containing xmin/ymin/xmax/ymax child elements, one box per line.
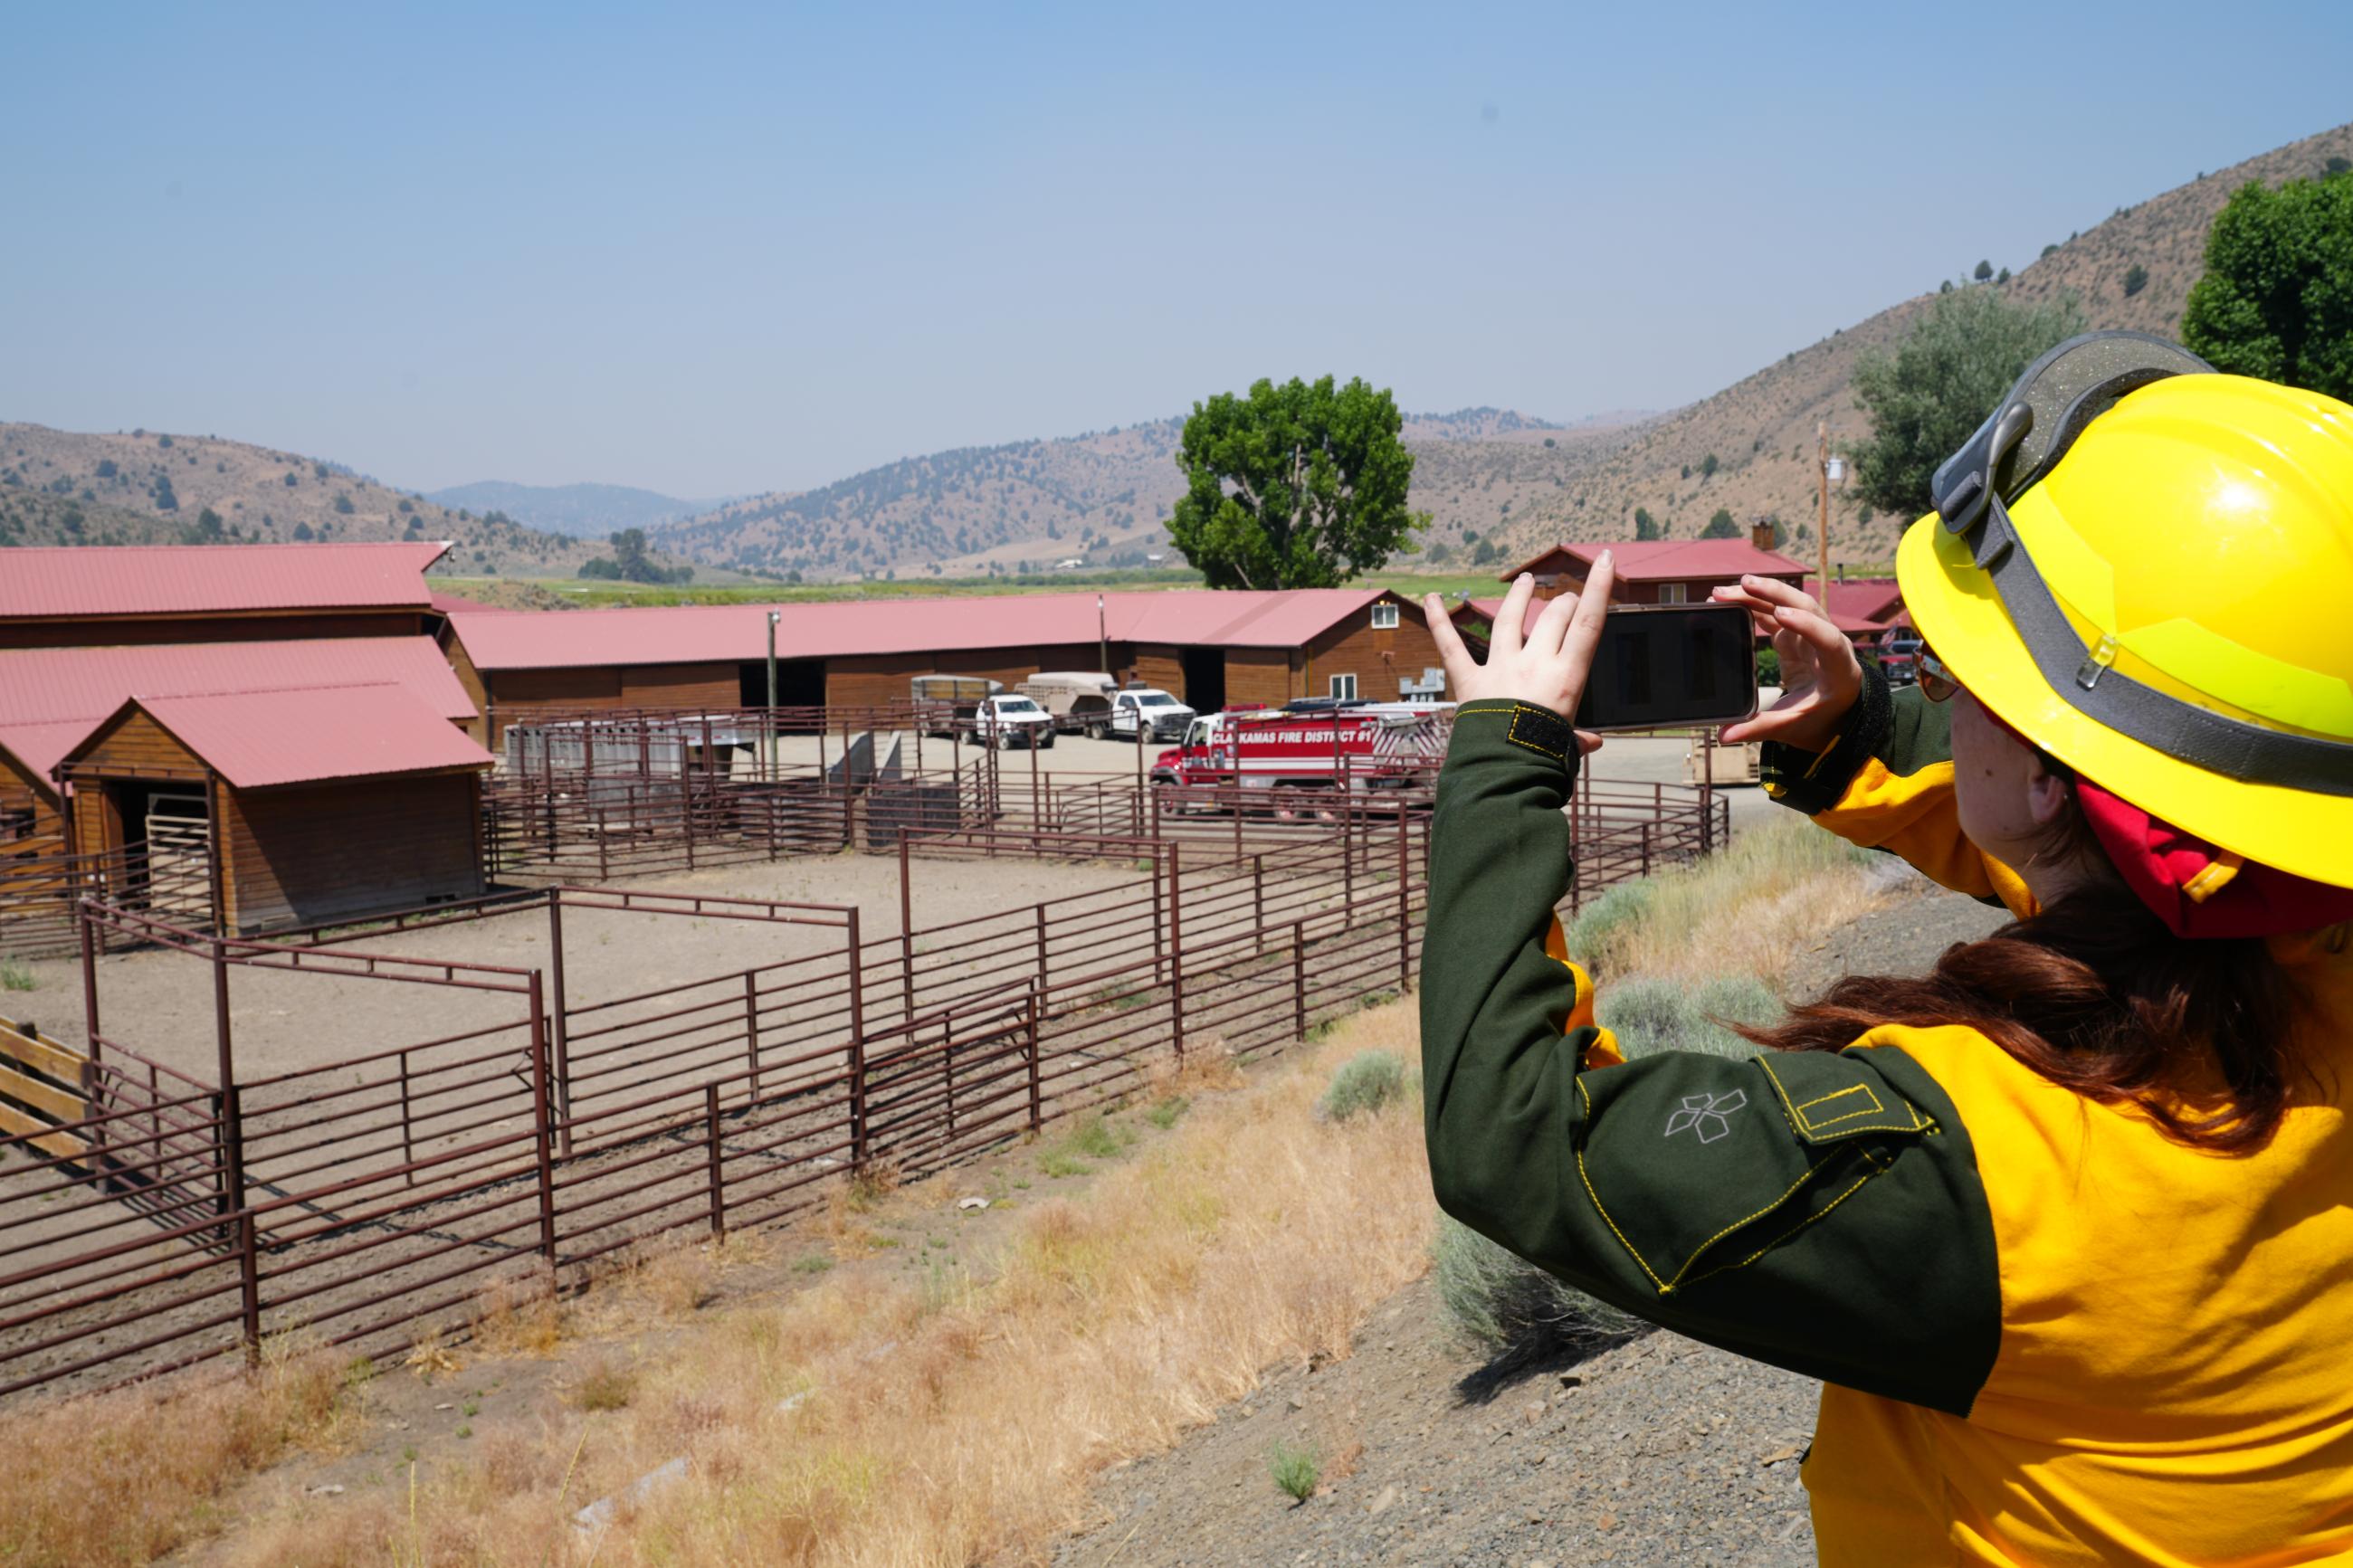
<box><xmin>2073</xmin><ymin>775</ymin><xmax>2353</xmax><ymax>940</ymax></box>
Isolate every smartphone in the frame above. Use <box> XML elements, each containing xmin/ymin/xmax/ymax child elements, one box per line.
<box><xmin>1574</xmin><ymin>603</ymin><xmax>1758</xmax><ymax>732</ymax></box>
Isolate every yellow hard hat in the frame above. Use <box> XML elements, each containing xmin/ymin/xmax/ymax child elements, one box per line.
<box><xmin>1898</xmin><ymin>333</ymin><xmax>2353</xmax><ymax>890</ymax></box>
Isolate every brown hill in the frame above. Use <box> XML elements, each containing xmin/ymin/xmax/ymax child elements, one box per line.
<box><xmin>1473</xmin><ymin>119</ymin><xmax>2353</xmax><ymax>571</ymax></box>
<box><xmin>651</xmin><ymin>408</ymin><xmax>1647</xmax><ymax>583</ymax></box>
<box><xmin>0</xmin><ymin>423</ymin><xmax>622</xmax><ymax>576</ymax></box>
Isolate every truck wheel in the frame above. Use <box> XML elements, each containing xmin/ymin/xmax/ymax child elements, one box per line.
<box><xmin>1041</xmin><ymin>733</ymin><xmax>1056</xmax><ymax>749</ymax></box>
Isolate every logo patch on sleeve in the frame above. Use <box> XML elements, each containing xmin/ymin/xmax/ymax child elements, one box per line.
<box><xmin>1663</xmin><ymin>1088</ymin><xmax>1748</xmax><ymax>1144</ymax></box>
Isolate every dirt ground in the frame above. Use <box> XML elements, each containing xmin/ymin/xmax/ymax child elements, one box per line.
<box><xmin>11</xmin><ymin>851</ymin><xmax>1151</xmax><ymax>1085</ymax></box>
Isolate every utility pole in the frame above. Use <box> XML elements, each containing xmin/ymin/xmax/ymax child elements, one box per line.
<box><xmin>766</xmin><ymin>610</ymin><xmax>780</xmax><ymax>777</ymax></box>
<box><xmin>1097</xmin><ymin>594</ymin><xmax>1109</xmax><ymax>678</ymax></box>
<box><xmin>1816</xmin><ymin>419</ymin><xmax>1831</xmax><ymax>601</ymax></box>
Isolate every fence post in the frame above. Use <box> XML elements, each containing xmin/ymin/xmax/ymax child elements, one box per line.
<box><xmin>1292</xmin><ymin>918</ymin><xmax>1308</xmax><ymax>1041</ymax></box>
<box><xmin>681</xmin><ymin>765</ymin><xmax>698</xmax><ymax>871</ymax></box>
<box><xmin>942</xmin><ymin>1014</ymin><xmax>957</xmax><ymax>1136</ymax></box>
<box><xmin>233</xmin><ymin>1192</ymin><xmax>262</xmax><ymax>1370</ymax></box>
<box><xmin>1150</xmin><ymin>846</ymin><xmax>1165</xmax><ymax>987</ymax></box>
<box><xmin>545</xmin><ymin>893</ymin><xmax>573</xmax><ymax>1153</ymax></box>
<box><xmin>1025</xmin><ymin>983</ymin><xmax>1043</xmax><ymax>1133</ymax></box>
<box><xmin>1397</xmin><ymin>800</ymin><xmax>1412</xmax><ymax>992</ymax></box>
<box><xmin>896</xmin><ymin>838</ymin><xmax>918</xmax><ymax>1021</ymax></box>
<box><xmin>704</xmin><ymin>1082</ymin><xmax>726</xmax><ymax>1241</ymax></box>
<box><xmin>78</xmin><ymin>907</ymin><xmax>101</xmax><ymax>1068</ymax></box>
<box><xmin>1343</xmin><ymin>803</ymin><xmax>1355</xmax><ymax>913</ymax></box>
<box><xmin>1253</xmin><ymin>852</ymin><xmax>1264</xmax><ymax>946</ymax></box>
<box><xmin>1167</xmin><ymin>843</ymin><xmax>1185</xmax><ymax>1060</ymax></box>
<box><xmin>846</xmin><ymin>910</ymin><xmax>868</xmax><ymax>1167</ymax></box>
<box><xmin>1642</xmin><ymin>821</ymin><xmax>1653</xmax><ymax>878</ymax></box>
<box><xmin>1034</xmin><ymin>904</ymin><xmax>1048</xmax><ymax>1003</ymax></box>
<box><xmin>744</xmin><ymin>972</ymin><xmax>762</xmax><ymax>1103</ymax></box>
<box><xmin>526</xmin><ymin>971</ymin><xmax>558</xmax><ymax>1274</ymax></box>
<box><xmin>399</xmin><ymin>1049</ymin><xmax>415</xmax><ymax>1186</ymax></box>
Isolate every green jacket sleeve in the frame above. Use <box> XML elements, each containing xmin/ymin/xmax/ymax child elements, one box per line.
<box><xmin>1420</xmin><ymin>698</ymin><xmax>2001</xmax><ymax>1415</ymax></box>
<box><xmin>1759</xmin><ymin>670</ymin><xmax>2032</xmax><ymax>912</ymax></box>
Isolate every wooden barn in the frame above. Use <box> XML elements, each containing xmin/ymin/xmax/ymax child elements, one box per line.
<box><xmin>56</xmin><ymin>685</ymin><xmax>492</xmax><ymax>936</ymax></box>
<box><xmin>0</xmin><ymin>540</ymin><xmax>450</xmax><ymax>650</ymax></box>
<box><xmin>440</xmin><ymin>588</ymin><xmax>1447</xmax><ymax>747</ymax></box>
<box><xmin>0</xmin><ymin>638</ymin><xmax>481</xmax><ymax>851</ymax></box>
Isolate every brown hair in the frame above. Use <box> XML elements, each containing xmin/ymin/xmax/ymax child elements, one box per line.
<box><xmin>1742</xmin><ymin>808</ymin><xmax>2314</xmax><ymax>1153</ymax></box>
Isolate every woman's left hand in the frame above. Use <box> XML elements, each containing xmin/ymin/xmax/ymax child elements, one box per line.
<box><xmin>1423</xmin><ymin>556</ymin><xmax>1614</xmax><ymax>755</ymax></box>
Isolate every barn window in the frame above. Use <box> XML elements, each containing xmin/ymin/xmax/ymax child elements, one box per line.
<box><xmin>1370</xmin><ymin>602</ymin><xmax>1400</xmax><ymax>630</ymax></box>
<box><xmin>1658</xmin><ymin>583</ymin><xmax>1689</xmax><ymax>603</ymax></box>
<box><xmin>1329</xmin><ymin>673</ymin><xmax>1358</xmax><ymax>700</ymax></box>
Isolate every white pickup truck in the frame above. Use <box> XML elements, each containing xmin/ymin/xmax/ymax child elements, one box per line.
<box><xmin>974</xmin><ymin>694</ymin><xmax>1058</xmax><ymax>749</ymax></box>
<box><xmin>1106</xmin><ymin>687</ymin><xmax>1194</xmax><ymax>744</ymax></box>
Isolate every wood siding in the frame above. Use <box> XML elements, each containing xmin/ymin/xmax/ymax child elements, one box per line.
<box><xmin>1300</xmin><ymin>594</ymin><xmax>1442</xmax><ymax>702</ymax></box>
<box><xmin>0</xmin><ymin>611</ymin><xmax>425</xmax><ymax>651</ymax></box>
<box><xmin>0</xmin><ymin>751</ymin><xmax>62</xmax><ymax>843</ymax></box>
<box><xmin>824</xmin><ymin>644</ymin><xmax>1103</xmax><ymax>709</ymax></box>
<box><xmin>1224</xmin><ymin>647</ymin><xmax>1298</xmax><ymax>707</ymax></box>
<box><xmin>69</xmin><ymin>709</ymin><xmax>207</xmax><ymax>783</ymax></box>
<box><xmin>481</xmin><ymin>661</ymin><xmax>763</xmax><ymax>746</ymax></box>
<box><xmin>217</xmin><ymin>773</ymin><xmax>483</xmax><ymax>934</ymax></box>
<box><xmin>441</xmin><ymin>631</ymin><xmax>491</xmax><ymax>742</ymax></box>
<box><xmin>1129</xmin><ymin>645</ymin><xmax>1186</xmax><ymax>702</ymax></box>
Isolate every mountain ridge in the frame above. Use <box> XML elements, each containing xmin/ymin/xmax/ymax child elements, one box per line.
<box><xmin>423</xmin><ymin>480</ymin><xmax>735</xmax><ymax>539</ymax></box>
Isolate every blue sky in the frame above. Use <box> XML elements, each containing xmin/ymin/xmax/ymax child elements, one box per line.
<box><xmin>4</xmin><ymin>1</ymin><xmax>2348</xmax><ymax>498</ymax></box>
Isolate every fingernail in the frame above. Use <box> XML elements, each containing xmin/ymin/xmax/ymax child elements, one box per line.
<box><xmin>1518</xmin><ymin>573</ymin><xmax>1532</xmax><ymax>584</ymax></box>
<box><xmin>1598</xmin><ymin>549</ymin><xmax>1614</xmax><ymax>566</ymax></box>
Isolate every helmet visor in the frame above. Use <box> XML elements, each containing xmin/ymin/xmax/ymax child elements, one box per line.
<box><xmin>1932</xmin><ymin>331</ymin><xmax>2215</xmax><ymax>536</ymax></box>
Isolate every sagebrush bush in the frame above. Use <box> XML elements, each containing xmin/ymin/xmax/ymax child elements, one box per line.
<box><xmin>1596</xmin><ymin>973</ymin><xmax>1780</xmax><ymax>1060</ymax></box>
<box><xmin>1432</xmin><ymin>1214</ymin><xmax>1642</xmax><ymax>1361</ymax></box>
<box><xmin>1317</xmin><ymin>1050</ymin><xmax>1406</xmax><ymax>1122</ymax></box>
<box><xmin>1559</xmin><ymin>879</ymin><xmax>1654</xmax><ymax>973</ymax></box>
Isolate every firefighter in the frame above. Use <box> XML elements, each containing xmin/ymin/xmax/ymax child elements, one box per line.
<box><xmin>1415</xmin><ymin>336</ymin><xmax>2353</xmax><ymax>1565</ymax></box>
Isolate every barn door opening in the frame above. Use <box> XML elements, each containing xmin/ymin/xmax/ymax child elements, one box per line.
<box><xmin>739</xmin><ymin>659</ymin><xmax>826</xmax><ymax>709</ymax></box>
<box><xmin>98</xmin><ymin>783</ymin><xmax>213</xmax><ymax>924</ymax></box>
<box><xmin>1178</xmin><ymin>647</ymin><xmax>1226</xmax><ymax>714</ymax></box>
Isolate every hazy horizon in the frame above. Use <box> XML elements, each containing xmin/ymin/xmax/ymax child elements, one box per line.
<box><xmin>5</xmin><ymin>1</ymin><xmax>2348</xmax><ymax>499</ymax></box>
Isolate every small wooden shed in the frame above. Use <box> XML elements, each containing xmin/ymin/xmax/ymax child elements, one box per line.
<box><xmin>59</xmin><ymin>684</ymin><xmax>493</xmax><ymax>935</ymax></box>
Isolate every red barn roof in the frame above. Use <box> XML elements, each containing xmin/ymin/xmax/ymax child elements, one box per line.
<box><xmin>1805</xmin><ymin>577</ymin><xmax>1908</xmax><ymax>632</ymax></box>
<box><xmin>0</xmin><ymin>541</ymin><xmax>451</xmax><ymax>621</ymax></box>
<box><xmin>445</xmin><ymin>588</ymin><xmax>1400</xmax><ymax>671</ymax></box>
<box><xmin>1502</xmin><ymin>539</ymin><xmax>1807</xmax><ymax>583</ymax></box>
<box><xmin>0</xmin><ymin>637</ymin><xmax>477</xmax><ymax>793</ymax></box>
<box><xmin>0</xmin><ymin>638</ymin><xmax>475</xmax><ymax>727</ymax></box>
<box><xmin>69</xmin><ymin>686</ymin><xmax>491</xmax><ymax>791</ymax></box>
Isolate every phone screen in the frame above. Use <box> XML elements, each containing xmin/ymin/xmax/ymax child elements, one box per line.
<box><xmin>1574</xmin><ymin>603</ymin><xmax>1758</xmax><ymax>732</ymax></box>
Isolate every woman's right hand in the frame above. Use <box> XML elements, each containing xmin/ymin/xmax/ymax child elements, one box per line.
<box><xmin>1709</xmin><ymin>575</ymin><xmax>1862</xmax><ymax>751</ymax></box>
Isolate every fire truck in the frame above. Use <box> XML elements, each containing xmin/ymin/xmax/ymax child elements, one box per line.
<box><xmin>1149</xmin><ymin>701</ymin><xmax>1453</xmax><ymax>794</ymax></box>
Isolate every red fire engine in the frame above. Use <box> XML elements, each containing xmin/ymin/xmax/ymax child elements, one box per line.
<box><xmin>1149</xmin><ymin>702</ymin><xmax>1453</xmax><ymax>793</ymax></box>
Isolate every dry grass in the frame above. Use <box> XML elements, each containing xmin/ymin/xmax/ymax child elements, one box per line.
<box><xmin>0</xmin><ymin>1339</ymin><xmax>357</xmax><ymax>1567</ymax></box>
<box><xmin>1567</xmin><ymin>816</ymin><xmax>1883</xmax><ymax>988</ymax></box>
<box><xmin>217</xmin><ymin>1008</ymin><xmax>1435</xmax><ymax>1567</ymax></box>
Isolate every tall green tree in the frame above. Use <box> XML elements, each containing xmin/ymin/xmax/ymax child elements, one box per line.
<box><xmin>1168</xmin><ymin>375</ymin><xmax>1424</xmax><ymax>589</ymax></box>
<box><xmin>2182</xmin><ymin>171</ymin><xmax>2353</xmax><ymax>402</ymax></box>
<box><xmin>1701</xmin><ymin>508</ymin><xmax>1739</xmax><ymax>539</ymax></box>
<box><xmin>1847</xmin><ymin>284</ymin><xmax>2087</xmax><ymax>520</ymax></box>
<box><xmin>1633</xmin><ymin>506</ymin><xmax>1661</xmax><ymax>541</ymax></box>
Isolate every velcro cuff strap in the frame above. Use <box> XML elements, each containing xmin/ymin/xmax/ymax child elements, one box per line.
<box><xmin>1760</xmin><ymin>663</ymin><xmax>1893</xmax><ymax>816</ymax></box>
